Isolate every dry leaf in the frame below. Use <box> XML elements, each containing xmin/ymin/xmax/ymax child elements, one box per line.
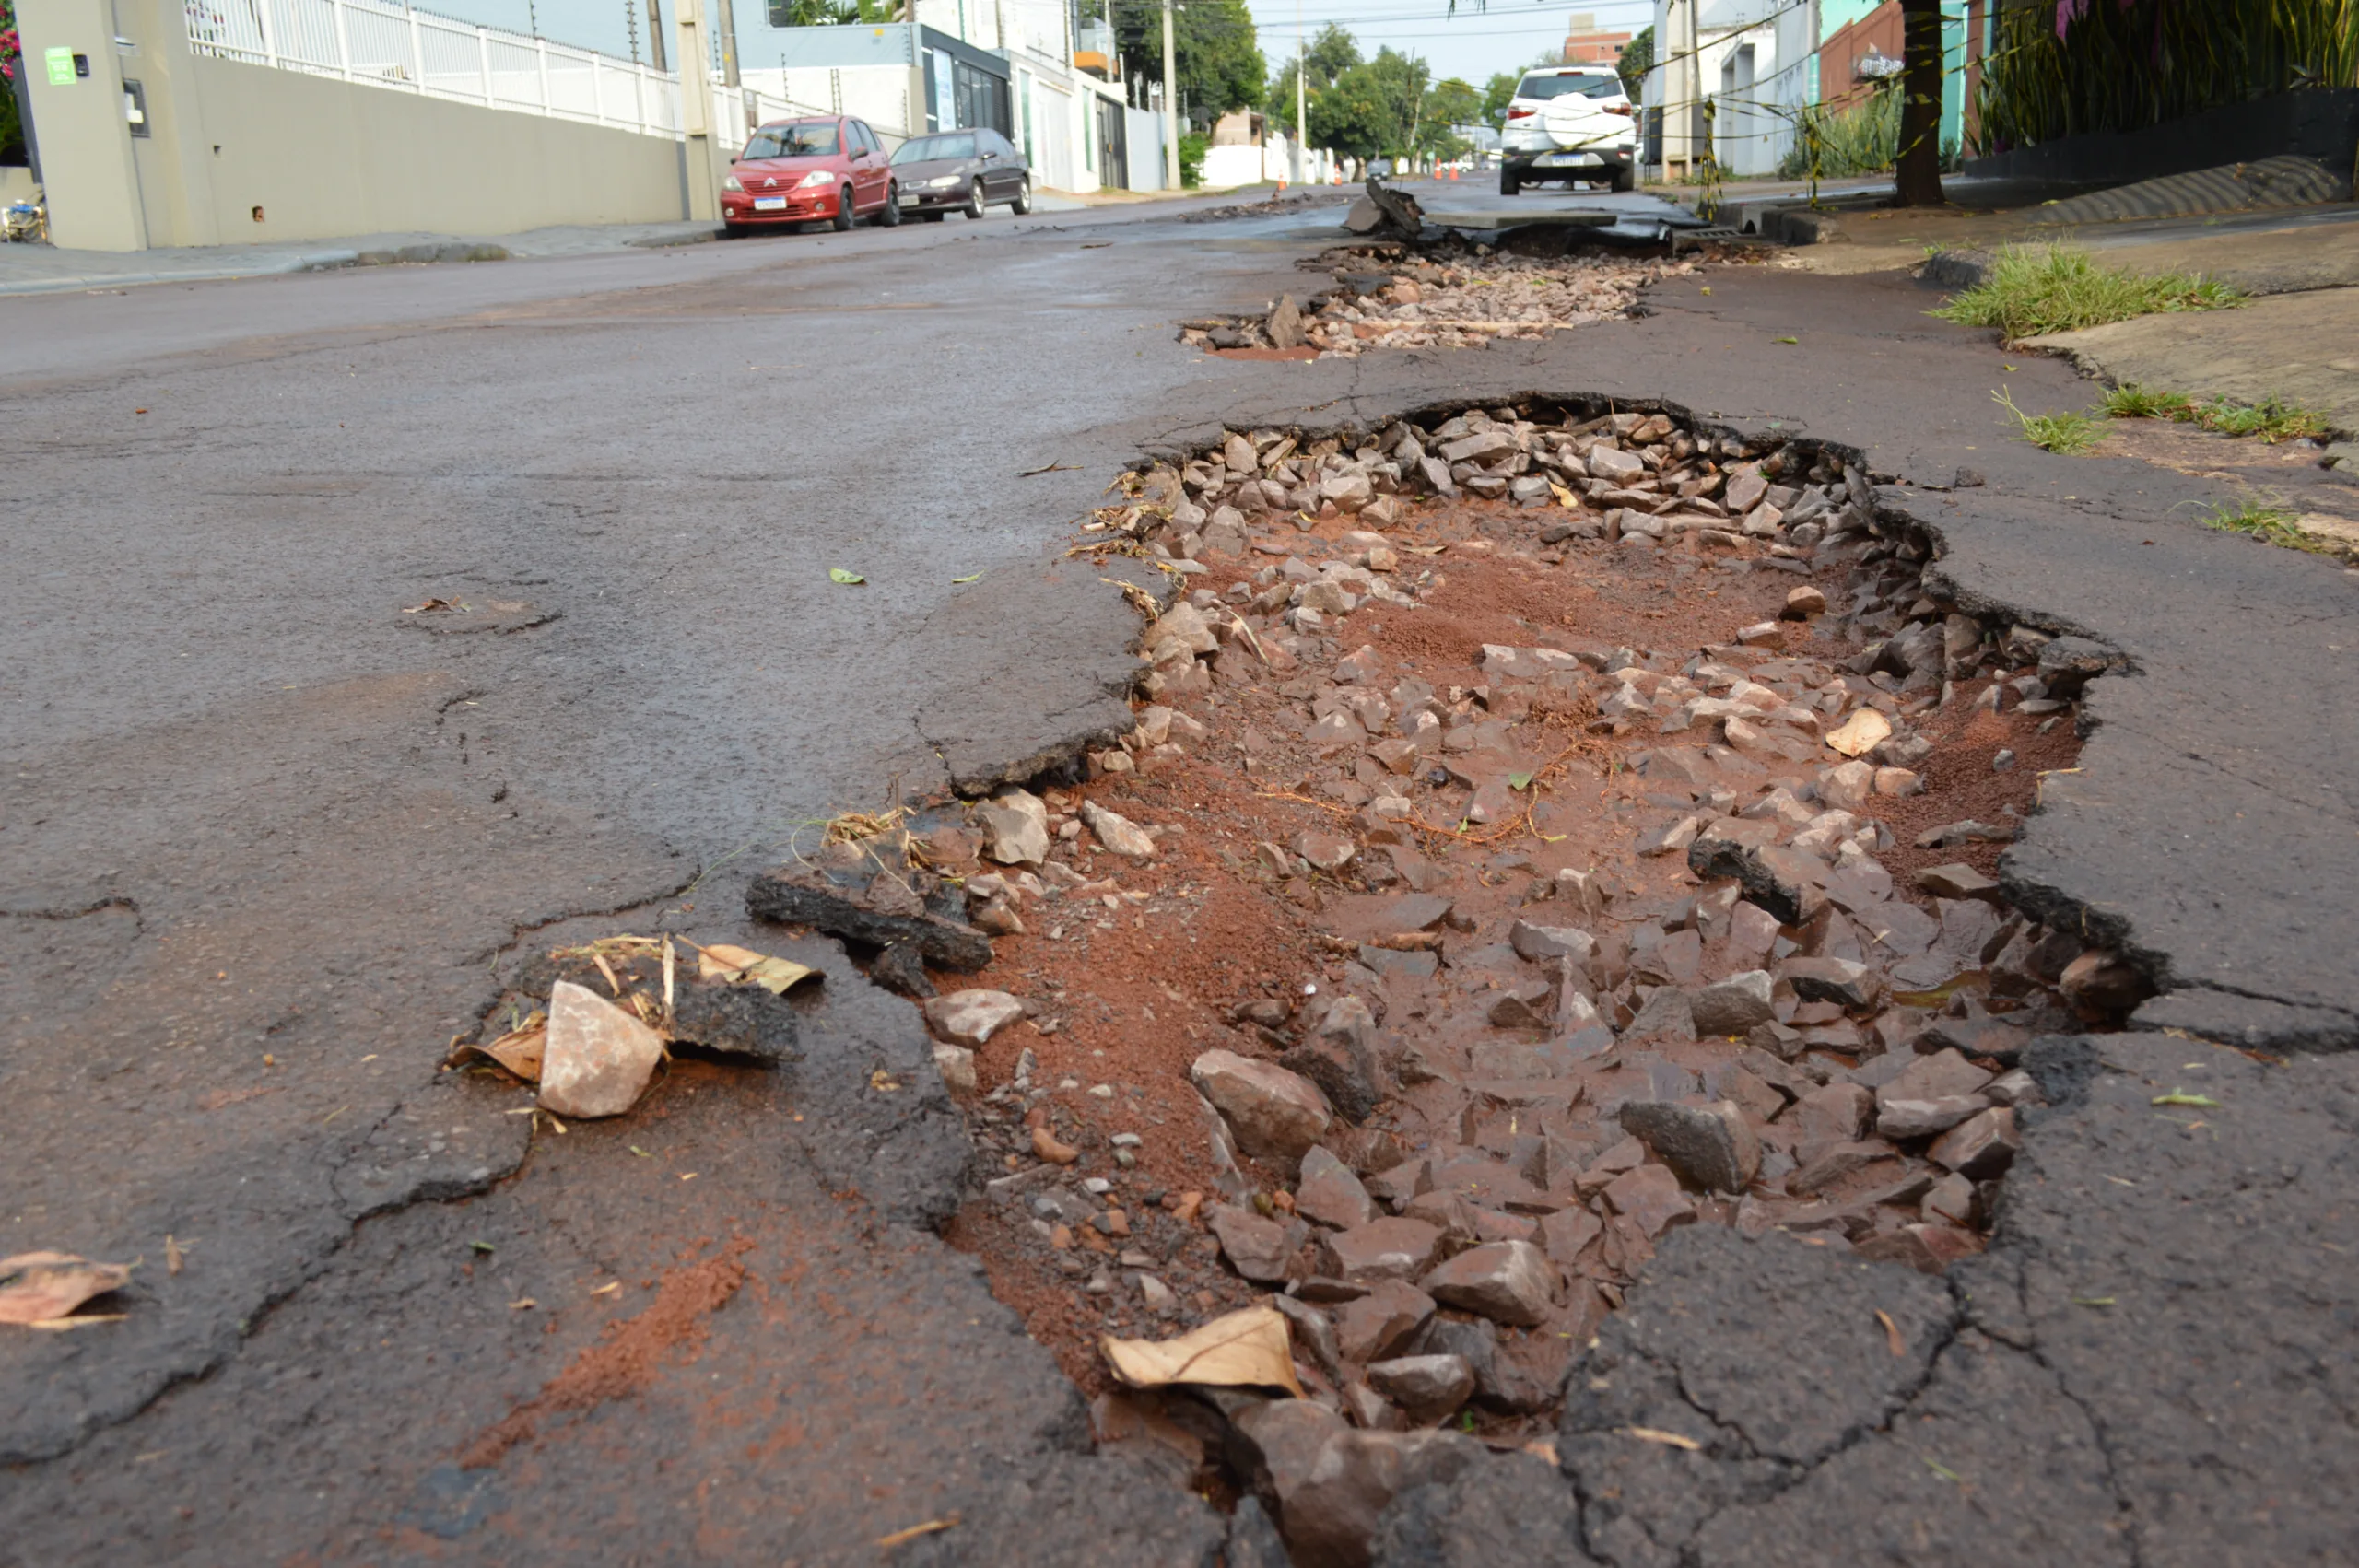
<box><xmin>402</xmin><ymin>597</ymin><xmax>462</xmax><ymax>614</ymax></box>
<box><xmin>447</xmin><ymin>1012</ymin><xmax>548</xmax><ymax>1082</ymax></box>
<box><xmin>876</xmin><ymin>1515</ymin><xmax>958</xmax><ymax>1549</ymax></box>
<box><xmin>165</xmin><ymin>1236</ymin><xmax>187</xmax><ymax>1276</ymax></box>
<box><xmin>696</xmin><ymin>942</ymin><xmax>820</xmax><ymax>994</ymax></box>
<box><xmin>1876</xmin><ymin>1308</ymin><xmax>1907</xmax><ymax>1358</ymax></box>
<box><xmin>1825</xmin><ymin>708</ymin><xmax>1894</xmax><ymax>758</ymax></box>
<box><xmin>1100</xmin><ymin>1306</ymin><xmax>1305</xmax><ymax>1396</ymax></box>
<box><xmin>1620</xmin><ymin>1426</ymin><xmax>1702</xmax><ymax>1451</ymax></box>
<box><xmin>1</xmin><ymin>1252</ymin><xmax>134</xmax><ymax>1327</ymax></box>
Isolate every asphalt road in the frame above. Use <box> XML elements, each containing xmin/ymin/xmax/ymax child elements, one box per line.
<box><xmin>4</xmin><ymin>192</ymin><xmax>2353</xmax><ymax>1564</ymax></box>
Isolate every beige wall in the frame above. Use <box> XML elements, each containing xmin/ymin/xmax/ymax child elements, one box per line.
<box><xmin>170</xmin><ymin>55</ymin><xmax>689</xmax><ymax>247</ymax></box>
<box><xmin>18</xmin><ymin>0</ymin><xmax>150</xmax><ymax>250</ymax></box>
<box><xmin>21</xmin><ymin>0</ymin><xmax>692</xmax><ymax>251</ymax></box>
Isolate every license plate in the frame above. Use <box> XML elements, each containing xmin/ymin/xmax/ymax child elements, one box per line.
<box><xmin>753</xmin><ymin>196</ymin><xmax>787</xmax><ymax>211</ymax></box>
<box><xmin>1537</xmin><ymin>153</ymin><xmax>1601</xmax><ymax>168</ymax></box>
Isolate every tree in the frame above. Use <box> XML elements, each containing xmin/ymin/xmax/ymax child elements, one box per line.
<box><xmin>1113</xmin><ymin>0</ymin><xmax>1266</xmax><ymax>124</ymax></box>
<box><xmin>1481</xmin><ymin>69</ymin><xmax>1521</xmax><ymax>127</ymax></box>
<box><xmin>1420</xmin><ymin>76</ymin><xmax>1483</xmax><ymax>145</ymax></box>
<box><xmin>1309</xmin><ymin>63</ymin><xmax>1394</xmax><ymax>167</ymax></box>
<box><xmin>1893</xmin><ymin>0</ymin><xmax>1945</xmax><ymax>205</ymax></box>
<box><xmin>1306</xmin><ymin>24</ymin><xmax>1361</xmax><ymax>88</ymax></box>
<box><xmin>0</xmin><ymin>0</ymin><xmax>21</xmax><ymax>169</ymax></box>
<box><xmin>1303</xmin><ymin>46</ymin><xmax>1432</xmax><ymax>170</ymax></box>
<box><xmin>1617</xmin><ymin>25</ymin><xmax>1653</xmax><ymax>101</ymax></box>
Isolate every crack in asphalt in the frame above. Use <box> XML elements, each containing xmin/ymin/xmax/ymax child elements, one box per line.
<box><xmin>0</xmin><ymin>895</ymin><xmax>143</xmax><ymax>927</ymax></box>
<box><xmin>1958</xmin><ymin>1258</ymin><xmax>2149</xmax><ymax>1568</ymax></box>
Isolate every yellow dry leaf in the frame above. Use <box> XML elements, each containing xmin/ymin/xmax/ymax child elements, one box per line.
<box><xmin>1</xmin><ymin>1252</ymin><xmax>134</xmax><ymax>1327</ymax></box>
<box><xmin>1621</xmin><ymin>1426</ymin><xmax>1703</xmax><ymax>1451</ymax></box>
<box><xmin>1549</xmin><ymin>481</ymin><xmax>1579</xmax><ymax>509</ymax></box>
<box><xmin>448</xmin><ymin>1012</ymin><xmax>547</xmax><ymax>1082</ymax></box>
<box><xmin>1100</xmin><ymin>1306</ymin><xmax>1305</xmax><ymax>1396</ymax></box>
<box><xmin>1825</xmin><ymin>707</ymin><xmax>1894</xmax><ymax>758</ymax></box>
<box><xmin>696</xmin><ymin>942</ymin><xmax>820</xmax><ymax>994</ymax></box>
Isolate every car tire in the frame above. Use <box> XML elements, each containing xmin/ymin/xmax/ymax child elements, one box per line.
<box><xmin>964</xmin><ymin>183</ymin><xmax>987</xmax><ymax>219</ymax></box>
<box><xmin>877</xmin><ymin>183</ymin><xmax>902</xmax><ymax>226</ymax></box>
<box><xmin>1011</xmin><ymin>177</ymin><xmax>1033</xmax><ymax>215</ymax></box>
<box><xmin>1612</xmin><ymin>164</ymin><xmax>1637</xmax><ymax>193</ymax></box>
<box><xmin>1499</xmin><ymin>167</ymin><xmax>1520</xmax><ymax>196</ymax></box>
<box><xmin>832</xmin><ymin>186</ymin><xmax>856</xmax><ymax>231</ymax></box>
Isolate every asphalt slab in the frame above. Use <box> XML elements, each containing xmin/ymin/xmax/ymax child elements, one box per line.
<box><xmin>4</xmin><ymin>189</ymin><xmax>2353</xmax><ymax>1563</ymax></box>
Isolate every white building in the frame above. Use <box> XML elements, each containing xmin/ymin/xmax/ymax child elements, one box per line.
<box><xmin>725</xmin><ymin>0</ymin><xmax>1171</xmax><ymax>193</ymax></box>
<box><xmin>1642</xmin><ymin>0</ymin><xmax>1821</xmax><ymax>179</ymax></box>
<box><xmin>906</xmin><ymin>0</ymin><xmax>1169</xmax><ymax>193</ymax></box>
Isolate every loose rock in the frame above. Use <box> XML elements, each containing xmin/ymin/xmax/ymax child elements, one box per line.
<box><xmin>1081</xmin><ymin>800</ymin><xmax>1159</xmax><ymax>860</ymax></box>
<box><xmin>1617</xmin><ymin>1100</ymin><xmax>1761</xmax><ymax>1194</ymax></box>
<box><xmin>1418</xmin><ymin>1240</ymin><xmax>1555</xmax><ymax>1327</ymax></box>
<box><xmin>1191</xmin><ymin>1050</ymin><xmax>1333</xmax><ymax>1161</ymax></box>
<box><xmin>540</xmin><ymin>979</ymin><xmax>665</xmax><ymax>1119</ymax></box>
<box><xmin>921</xmin><ymin>989</ymin><xmax>1026</xmax><ymax>1047</ymax></box>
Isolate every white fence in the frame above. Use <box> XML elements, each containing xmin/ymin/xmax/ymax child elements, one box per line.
<box><xmin>182</xmin><ymin>0</ymin><xmax>681</xmax><ymax>136</ymax></box>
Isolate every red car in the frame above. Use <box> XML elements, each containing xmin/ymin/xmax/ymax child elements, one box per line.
<box><xmin>722</xmin><ymin>115</ymin><xmax>902</xmax><ymax>235</ymax></box>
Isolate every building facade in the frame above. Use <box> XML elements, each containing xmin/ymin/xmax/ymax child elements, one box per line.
<box><xmin>1560</xmin><ymin>11</ymin><xmax>1635</xmax><ymax>65</ymax></box>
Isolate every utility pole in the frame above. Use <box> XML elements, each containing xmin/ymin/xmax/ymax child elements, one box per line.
<box><xmin>1293</xmin><ymin>0</ymin><xmax>1305</xmax><ymax>184</ymax></box>
<box><xmin>675</xmin><ymin>0</ymin><xmax>716</xmax><ymax>220</ymax></box>
<box><xmin>1160</xmin><ymin>0</ymin><xmax>1180</xmax><ymax>191</ymax></box>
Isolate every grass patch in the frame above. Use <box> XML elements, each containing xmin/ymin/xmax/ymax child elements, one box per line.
<box><xmin>2194</xmin><ymin>495</ymin><xmax>2335</xmax><ymax>555</ymax></box>
<box><xmin>1933</xmin><ymin>244</ymin><xmax>2244</xmax><ymax>339</ymax></box>
<box><xmin>2100</xmin><ymin>383</ymin><xmax>2194</xmax><ymax>419</ymax></box>
<box><xmin>2101</xmin><ymin>383</ymin><xmax>2331</xmax><ymax>443</ymax></box>
<box><xmin>1995</xmin><ymin>388</ymin><xmax>2103</xmax><ymax>454</ymax></box>
<box><xmin>2193</xmin><ymin>393</ymin><xmax>2330</xmax><ymax>443</ymax></box>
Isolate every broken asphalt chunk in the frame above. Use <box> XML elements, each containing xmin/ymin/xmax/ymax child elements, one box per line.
<box><xmin>745</xmin><ymin>846</ymin><xmax>992</xmax><ymax>971</ymax></box>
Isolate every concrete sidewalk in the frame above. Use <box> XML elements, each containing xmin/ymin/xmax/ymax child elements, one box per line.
<box><xmin>1771</xmin><ymin>184</ymin><xmax>2359</xmax><ymax>440</ymax></box>
<box><xmin>0</xmin><ymin>219</ymin><xmax>723</xmax><ymax>297</ymax></box>
<box><xmin>2025</xmin><ymin>286</ymin><xmax>2359</xmax><ymax>437</ymax></box>
<box><xmin>0</xmin><ymin>185</ymin><xmax>1249</xmax><ymax>298</ymax></box>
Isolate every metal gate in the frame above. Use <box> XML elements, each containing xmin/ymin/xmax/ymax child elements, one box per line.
<box><xmin>1097</xmin><ymin>97</ymin><xmax>1127</xmax><ymax>190</ymax></box>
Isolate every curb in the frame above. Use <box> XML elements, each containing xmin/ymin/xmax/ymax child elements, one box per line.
<box><xmin>0</xmin><ymin>242</ymin><xmax>509</xmax><ymax>298</ymax></box>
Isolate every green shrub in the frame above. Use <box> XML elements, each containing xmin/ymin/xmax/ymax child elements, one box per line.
<box><xmin>1179</xmin><ymin>133</ymin><xmax>1208</xmax><ymax>189</ymax></box>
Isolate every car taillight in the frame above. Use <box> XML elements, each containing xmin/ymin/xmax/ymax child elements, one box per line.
<box><xmin>1506</xmin><ymin>107</ymin><xmax>1535</xmax><ymax>121</ymax></box>
<box><xmin>1606</xmin><ymin>103</ymin><xmax>1634</xmax><ymax>116</ymax></box>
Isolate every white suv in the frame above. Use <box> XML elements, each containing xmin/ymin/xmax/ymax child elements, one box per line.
<box><xmin>1499</xmin><ymin>67</ymin><xmax>1637</xmax><ymax>194</ymax></box>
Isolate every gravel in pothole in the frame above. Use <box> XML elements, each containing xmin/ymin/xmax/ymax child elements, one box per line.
<box><xmin>745</xmin><ymin>401</ymin><xmax>2132</xmax><ymax>1527</ymax></box>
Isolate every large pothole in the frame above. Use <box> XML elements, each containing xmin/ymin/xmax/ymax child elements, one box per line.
<box><xmin>436</xmin><ymin>392</ymin><xmax>2138</xmax><ymax>1564</ymax></box>
<box><xmin>846</xmin><ymin>395</ymin><xmax>2142</xmax><ymax>1558</ymax></box>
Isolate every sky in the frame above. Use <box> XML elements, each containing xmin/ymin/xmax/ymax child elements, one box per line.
<box><xmin>393</xmin><ymin>0</ymin><xmax>1655</xmax><ymax>89</ymax></box>
<box><xmin>1239</xmin><ymin>0</ymin><xmax>1652</xmax><ymax>89</ymax></box>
